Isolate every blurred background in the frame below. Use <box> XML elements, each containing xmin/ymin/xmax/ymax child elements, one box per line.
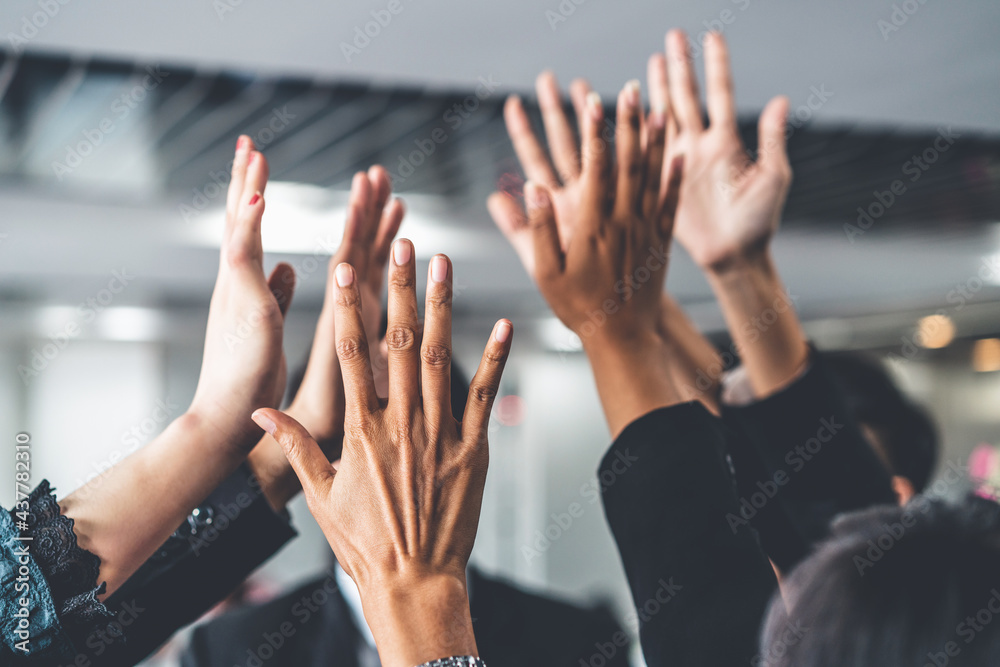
<box><xmin>0</xmin><ymin>0</ymin><xmax>999</xmax><ymax>664</ymax></box>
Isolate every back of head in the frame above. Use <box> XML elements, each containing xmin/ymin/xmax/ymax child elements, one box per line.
<box><xmin>760</xmin><ymin>495</ymin><xmax>1000</xmax><ymax>667</ymax></box>
<box><xmin>824</xmin><ymin>351</ymin><xmax>939</xmax><ymax>492</ymax></box>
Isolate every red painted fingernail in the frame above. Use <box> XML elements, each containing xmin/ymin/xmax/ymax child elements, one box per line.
<box><xmin>248</xmin><ymin>151</ymin><xmax>257</xmax><ymax>165</ymax></box>
<box><xmin>236</xmin><ymin>136</ymin><xmax>247</xmax><ymax>152</ymax></box>
<box><xmin>249</xmin><ymin>193</ymin><xmax>261</xmax><ymax>205</ymax></box>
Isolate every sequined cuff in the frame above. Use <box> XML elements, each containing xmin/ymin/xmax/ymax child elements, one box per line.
<box><xmin>417</xmin><ymin>658</ymin><xmax>486</xmax><ymax>667</ymax></box>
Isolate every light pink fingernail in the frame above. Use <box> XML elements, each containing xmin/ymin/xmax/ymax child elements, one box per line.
<box><xmin>430</xmin><ymin>255</ymin><xmax>449</xmax><ymax>283</ymax></box>
<box><xmin>495</xmin><ymin>321</ymin><xmax>512</xmax><ymax>343</ymax></box>
<box><xmin>252</xmin><ymin>410</ymin><xmax>277</xmax><ymax>435</ymax></box>
<box><xmin>393</xmin><ymin>239</ymin><xmax>411</xmax><ymax>265</ymax></box>
<box><xmin>335</xmin><ymin>263</ymin><xmax>354</xmax><ymax>287</ymax></box>
<box><xmin>587</xmin><ymin>92</ymin><xmax>603</xmax><ymax>122</ymax></box>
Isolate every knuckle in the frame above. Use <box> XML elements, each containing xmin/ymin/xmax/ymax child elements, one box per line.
<box><xmin>426</xmin><ymin>290</ymin><xmax>452</xmax><ymax>311</ymax></box>
<box><xmin>421</xmin><ymin>344</ymin><xmax>452</xmax><ymax>368</ymax></box>
<box><xmin>471</xmin><ymin>383</ymin><xmax>498</xmax><ymax>404</ymax></box>
<box><xmin>390</xmin><ymin>271</ymin><xmax>415</xmax><ymax>290</ymax></box>
<box><xmin>385</xmin><ymin>326</ymin><xmax>417</xmax><ymax>352</ymax></box>
<box><xmin>336</xmin><ymin>336</ymin><xmax>369</xmax><ymax>362</ymax></box>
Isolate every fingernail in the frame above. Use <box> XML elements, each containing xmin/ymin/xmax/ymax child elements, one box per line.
<box><xmin>236</xmin><ymin>136</ymin><xmax>248</xmax><ymax>153</ymax></box>
<box><xmin>335</xmin><ymin>263</ymin><xmax>354</xmax><ymax>287</ymax></box>
<box><xmin>249</xmin><ymin>192</ymin><xmax>261</xmax><ymax>206</ymax></box>
<box><xmin>252</xmin><ymin>410</ymin><xmax>277</xmax><ymax>435</ymax></box>
<box><xmin>248</xmin><ymin>151</ymin><xmax>257</xmax><ymax>165</ymax></box>
<box><xmin>625</xmin><ymin>80</ymin><xmax>641</xmax><ymax>108</ymax></box>
<box><xmin>430</xmin><ymin>255</ymin><xmax>449</xmax><ymax>283</ymax></box>
<box><xmin>650</xmin><ymin>106</ymin><xmax>667</xmax><ymax>129</ymax></box>
<box><xmin>525</xmin><ymin>181</ymin><xmax>549</xmax><ymax>209</ymax></box>
<box><xmin>508</xmin><ymin>94</ymin><xmax>522</xmax><ymax>106</ymax></box>
<box><xmin>393</xmin><ymin>239</ymin><xmax>411</xmax><ymax>266</ymax></box>
<box><xmin>495</xmin><ymin>320</ymin><xmax>512</xmax><ymax>343</ymax></box>
<box><xmin>587</xmin><ymin>92</ymin><xmax>603</xmax><ymax>121</ymax></box>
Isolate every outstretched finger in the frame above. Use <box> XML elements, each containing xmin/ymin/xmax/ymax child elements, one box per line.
<box><xmin>536</xmin><ymin>71</ymin><xmax>580</xmax><ymax>183</ymax></box>
<box><xmin>252</xmin><ymin>409</ymin><xmax>335</xmax><ymax>496</ymax></box>
<box><xmin>504</xmin><ymin>95</ymin><xmax>560</xmax><ymax>188</ymax></box>
<box><xmin>421</xmin><ymin>254</ymin><xmax>454</xmax><ymax>427</ymax></box>
<box><xmin>487</xmin><ymin>191</ymin><xmax>534</xmax><ymax>277</ymax></box>
<box><xmin>225</xmin><ymin>135</ymin><xmax>253</xmax><ymax>232</ymax></box>
<box><xmin>666</xmin><ymin>30</ymin><xmax>704</xmax><ymax>133</ymax></box>
<box><xmin>704</xmin><ymin>31</ymin><xmax>737</xmax><ymax>134</ymax></box>
<box><xmin>333</xmin><ymin>263</ymin><xmax>379</xmax><ymax>417</ymax></box>
<box><xmin>462</xmin><ymin>320</ymin><xmax>513</xmax><ymax>442</ymax></box>
<box><xmin>580</xmin><ymin>91</ymin><xmax>611</xmax><ymax>224</ymax></box>
<box><xmin>613</xmin><ymin>80</ymin><xmax>644</xmax><ymax>221</ymax></box>
<box><xmin>385</xmin><ymin>239</ymin><xmax>420</xmax><ymax>414</ymax></box>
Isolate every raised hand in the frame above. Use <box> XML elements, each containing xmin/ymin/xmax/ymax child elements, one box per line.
<box><xmin>188</xmin><ymin>136</ymin><xmax>296</xmax><ymax>452</ymax></box>
<box><xmin>488</xmin><ymin>71</ymin><xmax>603</xmax><ymax>277</ymax></box>
<box><xmin>252</xmin><ymin>242</ymin><xmax>512</xmax><ymax>667</ymax></box>
<box><xmin>523</xmin><ymin>80</ymin><xmax>684</xmax><ymax>436</ymax></box>
<box><xmin>249</xmin><ymin>166</ymin><xmax>405</xmax><ymax>510</ymax></box>
<box><xmin>60</xmin><ymin>136</ymin><xmax>297</xmax><ymax>595</ymax></box>
<box><xmin>656</xmin><ymin>30</ymin><xmax>792</xmax><ymax>272</ymax></box>
<box><xmin>657</xmin><ymin>30</ymin><xmax>807</xmax><ymax>397</ymax></box>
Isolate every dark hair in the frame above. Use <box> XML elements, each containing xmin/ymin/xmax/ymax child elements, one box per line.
<box><xmin>824</xmin><ymin>351</ymin><xmax>939</xmax><ymax>491</ymax></box>
<box><xmin>759</xmin><ymin>495</ymin><xmax>1000</xmax><ymax>666</ymax></box>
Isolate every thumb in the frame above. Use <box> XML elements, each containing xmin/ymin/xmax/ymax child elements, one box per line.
<box><xmin>252</xmin><ymin>408</ymin><xmax>334</xmax><ymax>495</ymax></box>
<box><xmin>487</xmin><ymin>191</ymin><xmax>535</xmax><ymax>277</ymax></box>
<box><xmin>524</xmin><ymin>181</ymin><xmax>563</xmax><ymax>279</ymax></box>
<box><xmin>267</xmin><ymin>263</ymin><xmax>296</xmax><ymax>319</ymax></box>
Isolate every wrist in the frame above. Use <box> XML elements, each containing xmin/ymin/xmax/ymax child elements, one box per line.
<box><xmin>358</xmin><ymin>570</ymin><xmax>477</xmax><ymax>667</ymax></box>
<box><xmin>703</xmin><ymin>246</ymin><xmax>774</xmax><ymax>283</ymax></box>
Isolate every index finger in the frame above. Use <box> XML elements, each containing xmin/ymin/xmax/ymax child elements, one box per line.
<box><xmin>504</xmin><ymin>95</ymin><xmax>560</xmax><ymax>188</ymax></box>
<box><xmin>333</xmin><ymin>263</ymin><xmax>380</xmax><ymax>418</ymax></box>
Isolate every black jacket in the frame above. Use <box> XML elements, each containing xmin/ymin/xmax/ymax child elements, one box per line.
<box><xmin>180</xmin><ymin>568</ymin><xmax>630</xmax><ymax>667</ymax></box>
<box><xmin>599</xmin><ymin>402</ymin><xmax>779</xmax><ymax>667</ymax></box>
<box><xmin>721</xmin><ymin>354</ymin><xmax>897</xmax><ymax>572</ymax></box>
<box><xmin>83</xmin><ymin>463</ymin><xmax>298</xmax><ymax>666</ymax></box>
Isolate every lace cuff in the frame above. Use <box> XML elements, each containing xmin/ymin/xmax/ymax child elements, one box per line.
<box><xmin>14</xmin><ymin>480</ymin><xmax>114</xmax><ymax>648</ymax></box>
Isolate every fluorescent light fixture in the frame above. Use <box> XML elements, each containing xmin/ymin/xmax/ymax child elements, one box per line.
<box><xmin>180</xmin><ymin>182</ymin><xmax>487</xmax><ymax>258</ymax></box>
<box><xmin>96</xmin><ymin>307</ymin><xmax>163</xmax><ymax>342</ymax></box>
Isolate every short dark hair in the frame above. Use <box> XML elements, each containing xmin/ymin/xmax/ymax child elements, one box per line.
<box><xmin>760</xmin><ymin>495</ymin><xmax>1000</xmax><ymax>666</ymax></box>
<box><xmin>824</xmin><ymin>351</ymin><xmax>939</xmax><ymax>491</ymax></box>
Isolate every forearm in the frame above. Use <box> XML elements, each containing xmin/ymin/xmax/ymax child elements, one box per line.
<box><xmin>361</xmin><ymin>572</ymin><xmax>478</xmax><ymax>667</ymax></box>
<box><xmin>582</xmin><ymin>329</ymin><xmax>683</xmax><ymax>439</ymax></box>
<box><xmin>59</xmin><ymin>412</ymin><xmax>248</xmax><ymax>596</ymax></box>
<box><xmin>706</xmin><ymin>251</ymin><xmax>809</xmax><ymax>399</ymax></box>
<box><xmin>658</xmin><ymin>295</ymin><xmax>723</xmax><ymax>414</ymax></box>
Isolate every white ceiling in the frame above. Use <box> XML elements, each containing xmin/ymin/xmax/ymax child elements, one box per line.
<box><xmin>1</xmin><ymin>0</ymin><xmax>999</xmax><ymax>347</ymax></box>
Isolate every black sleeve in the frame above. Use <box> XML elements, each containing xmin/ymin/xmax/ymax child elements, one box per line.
<box><xmin>721</xmin><ymin>352</ymin><xmax>897</xmax><ymax>573</ymax></box>
<box><xmin>600</xmin><ymin>402</ymin><xmax>778</xmax><ymax>667</ymax></box>
<box><xmin>88</xmin><ymin>463</ymin><xmax>297</xmax><ymax>667</ymax></box>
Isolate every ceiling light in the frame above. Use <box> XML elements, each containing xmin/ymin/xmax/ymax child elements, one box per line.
<box><xmin>916</xmin><ymin>314</ymin><xmax>955</xmax><ymax>349</ymax></box>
